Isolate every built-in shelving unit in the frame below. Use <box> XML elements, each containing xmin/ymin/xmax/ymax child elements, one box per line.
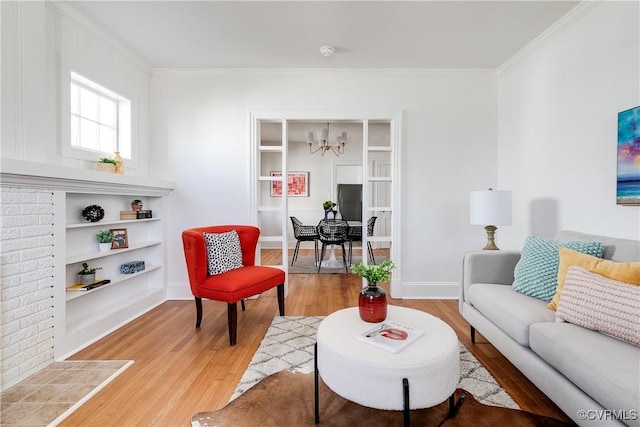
<box><xmin>59</xmin><ymin>191</ymin><xmax>169</xmax><ymax>358</ymax></box>
<box><xmin>0</xmin><ymin>159</ymin><xmax>174</xmax><ymax>360</ymax></box>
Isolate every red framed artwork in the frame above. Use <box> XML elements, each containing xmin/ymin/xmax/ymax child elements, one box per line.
<box><xmin>270</xmin><ymin>171</ymin><xmax>309</xmax><ymax>197</ymax></box>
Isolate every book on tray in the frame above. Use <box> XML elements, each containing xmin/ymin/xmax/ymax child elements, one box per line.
<box><xmin>356</xmin><ymin>320</ymin><xmax>424</xmax><ymax>353</ymax></box>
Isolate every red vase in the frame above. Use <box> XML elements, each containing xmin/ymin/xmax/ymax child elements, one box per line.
<box><xmin>359</xmin><ymin>283</ymin><xmax>387</xmax><ymax>323</ymax></box>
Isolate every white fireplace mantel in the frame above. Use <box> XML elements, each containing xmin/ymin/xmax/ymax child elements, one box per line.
<box><xmin>1</xmin><ymin>159</ymin><xmax>174</xmax><ymax>196</ymax></box>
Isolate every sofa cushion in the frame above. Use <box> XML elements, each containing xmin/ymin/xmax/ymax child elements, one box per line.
<box><xmin>554</xmin><ymin>230</ymin><xmax>640</xmax><ymax>262</ymax></box>
<box><xmin>556</xmin><ymin>266</ymin><xmax>640</xmax><ymax>346</ymax></box>
<box><xmin>548</xmin><ymin>247</ymin><xmax>640</xmax><ymax>310</ymax></box>
<box><xmin>467</xmin><ymin>283</ymin><xmax>555</xmax><ymax>346</ymax></box>
<box><xmin>512</xmin><ymin>235</ymin><xmax>603</xmax><ymax>302</ymax></box>
<box><xmin>529</xmin><ymin>322</ymin><xmax>640</xmax><ymax>423</ymax></box>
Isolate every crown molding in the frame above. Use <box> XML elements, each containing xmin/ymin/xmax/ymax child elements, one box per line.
<box><xmin>497</xmin><ymin>1</ymin><xmax>603</xmax><ymax>75</ymax></box>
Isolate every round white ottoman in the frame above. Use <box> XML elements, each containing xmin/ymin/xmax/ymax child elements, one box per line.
<box><xmin>317</xmin><ymin>306</ymin><xmax>460</xmax><ymax>410</ymax></box>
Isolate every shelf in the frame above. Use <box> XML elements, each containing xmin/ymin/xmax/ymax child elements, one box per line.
<box><xmin>66</xmin><ymin>217</ymin><xmax>161</xmax><ymax>229</ymax></box>
<box><xmin>258</xmin><ymin>146</ymin><xmax>283</xmax><ymax>152</ymax></box>
<box><xmin>66</xmin><ymin>264</ymin><xmax>161</xmax><ymax>301</ymax></box>
<box><xmin>65</xmin><ymin>288</ymin><xmax>164</xmax><ymax>334</ymax></box>
<box><xmin>66</xmin><ymin>241</ymin><xmax>161</xmax><ymax>264</ymax></box>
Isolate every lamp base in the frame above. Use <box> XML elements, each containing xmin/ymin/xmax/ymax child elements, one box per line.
<box><xmin>482</xmin><ymin>225</ymin><xmax>500</xmax><ymax>250</ymax></box>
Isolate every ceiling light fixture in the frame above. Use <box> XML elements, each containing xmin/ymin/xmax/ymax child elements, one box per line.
<box><xmin>307</xmin><ymin>123</ymin><xmax>347</xmax><ymax>157</ymax></box>
<box><xmin>320</xmin><ymin>45</ymin><xmax>335</xmax><ymax>57</ymax></box>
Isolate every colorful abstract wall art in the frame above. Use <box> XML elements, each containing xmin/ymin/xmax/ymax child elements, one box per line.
<box><xmin>617</xmin><ymin>106</ymin><xmax>640</xmax><ymax>205</ymax></box>
<box><xmin>270</xmin><ymin>171</ymin><xmax>309</xmax><ymax>197</ymax></box>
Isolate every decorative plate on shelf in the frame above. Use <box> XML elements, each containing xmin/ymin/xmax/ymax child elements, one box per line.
<box><xmin>82</xmin><ymin>205</ymin><xmax>105</xmax><ymax>222</ymax></box>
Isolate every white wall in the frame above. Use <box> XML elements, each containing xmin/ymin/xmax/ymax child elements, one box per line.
<box><xmin>151</xmin><ymin>70</ymin><xmax>498</xmax><ymax>297</ymax></box>
<box><xmin>1</xmin><ymin>1</ymin><xmax>152</xmax><ymax>175</ymax></box>
<box><xmin>7</xmin><ymin>1</ymin><xmax>635</xmax><ymax>304</ymax></box>
<box><xmin>497</xmin><ymin>1</ymin><xmax>640</xmax><ymax>247</ymax></box>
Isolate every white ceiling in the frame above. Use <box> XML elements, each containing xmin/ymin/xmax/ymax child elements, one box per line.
<box><xmin>62</xmin><ymin>1</ymin><xmax>581</xmax><ymax>70</ymax></box>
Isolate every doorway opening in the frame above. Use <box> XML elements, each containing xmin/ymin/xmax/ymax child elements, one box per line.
<box><xmin>250</xmin><ymin>112</ymin><xmax>401</xmax><ymax>296</ymax></box>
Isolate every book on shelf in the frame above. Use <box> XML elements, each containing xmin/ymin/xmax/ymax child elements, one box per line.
<box><xmin>67</xmin><ymin>279</ymin><xmax>111</xmax><ymax>292</ymax></box>
<box><xmin>356</xmin><ymin>320</ymin><xmax>424</xmax><ymax>354</ymax></box>
<box><xmin>120</xmin><ymin>211</ymin><xmax>137</xmax><ymax>220</ymax></box>
<box><xmin>136</xmin><ymin>209</ymin><xmax>152</xmax><ymax>219</ymax></box>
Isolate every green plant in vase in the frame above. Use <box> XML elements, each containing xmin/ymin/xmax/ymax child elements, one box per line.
<box><xmin>96</xmin><ymin>230</ymin><xmax>113</xmax><ymax>252</ymax></box>
<box><xmin>131</xmin><ymin>199</ymin><xmax>143</xmax><ymax>211</ymax></box>
<box><xmin>322</xmin><ymin>200</ymin><xmax>336</xmax><ymax>219</ymax></box>
<box><xmin>78</xmin><ymin>262</ymin><xmax>102</xmax><ymax>285</ymax></box>
<box><xmin>97</xmin><ymin>157</ymin><xmax>117</xmax><ymax>173</ymax></box>
<box><xmin>350</xmin><ymin>259</ymin><xmax>394</xmax><ymax>323</ymax></box>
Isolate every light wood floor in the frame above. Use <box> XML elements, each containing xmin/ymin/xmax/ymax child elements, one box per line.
<box><xmin>60</xmin><ymin>250</ymin><xmax>575</xmax><ymax>426</ymax></box>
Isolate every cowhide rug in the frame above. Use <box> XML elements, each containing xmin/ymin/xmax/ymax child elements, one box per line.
<box><xmin>192</xmin><ymin>370</ymin><xmax>573</xmax><ymax>427</ymax></box>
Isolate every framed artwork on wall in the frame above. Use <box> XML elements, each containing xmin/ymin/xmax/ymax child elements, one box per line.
<box><xmin>617</xmin><ymin>106</ymin><xmax>640</xmax><ymax>205</ymax></box>
<box><xmin>270</xmin><ymin>171</ymin><xmax>309</xmax><ymax>197</ymax></box>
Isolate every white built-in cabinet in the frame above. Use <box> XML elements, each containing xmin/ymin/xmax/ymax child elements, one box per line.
<box><xmin>0</xmin><ymin>159</ymin><xmax>173</xmax><ymax>360</ymax></box>
<box><xmin>56</xmin><ymin>191</ymin><xmax>169</xmax><ymax>358</ymax></box>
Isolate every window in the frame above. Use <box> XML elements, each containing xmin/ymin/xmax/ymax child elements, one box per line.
<box><xmin>70</xmin><ymin>72</ymin><xmax>131</xmax><ymax>159</ymax></box>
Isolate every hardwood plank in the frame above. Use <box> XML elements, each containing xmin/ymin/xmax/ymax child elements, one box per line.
<box><xmin>60</xmin><ymin>254</ymin><xmax>575</xmax><ymax>426</ymax></box>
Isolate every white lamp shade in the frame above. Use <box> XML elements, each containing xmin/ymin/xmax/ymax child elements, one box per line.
<box><xmin>470</xmin><ymin>190</ymin><xmax>512</xmax><ymax>226</ymax></box>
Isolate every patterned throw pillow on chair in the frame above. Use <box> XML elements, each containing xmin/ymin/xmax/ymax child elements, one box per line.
<box><xmin>204</xmin><ymin>230</ymin><xmax>243</xmax><ymax>275</ymax></box>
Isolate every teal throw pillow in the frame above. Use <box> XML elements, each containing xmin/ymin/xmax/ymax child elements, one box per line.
<box><xmin>512</xmin><ymin>236</ymin><xmax>603</xmax><ymax>302</ymax></box>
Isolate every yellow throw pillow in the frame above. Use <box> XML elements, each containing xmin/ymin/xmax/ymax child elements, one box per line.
<box><xmin>548</xmin><ymin>247</ymin><xmax>640</xmax><ymax>310</ymax></box>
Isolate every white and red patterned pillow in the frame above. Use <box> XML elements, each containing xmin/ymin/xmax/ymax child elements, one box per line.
<box><xmin>203</xmin><ymin>230</ymin><xmax>243</xmax><ymax>275</ymax></box>
<box><xmin>556</xmin><ymin>266</ymin><xmax>640</xmax><ymax>346</ymax></box>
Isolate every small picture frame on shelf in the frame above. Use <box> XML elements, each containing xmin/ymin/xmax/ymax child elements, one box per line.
<box><xmin>110</xmin><ymin>228</ymin><xmax>129</xmax><ymax>249</ymax></box>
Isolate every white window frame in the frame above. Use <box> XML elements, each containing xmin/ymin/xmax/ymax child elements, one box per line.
<box><xmin>61</xmin><ymin>71</ymin><xmax>136</xmax><ymax>166</ymax></box>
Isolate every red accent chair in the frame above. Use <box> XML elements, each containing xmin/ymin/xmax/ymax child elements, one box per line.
<box><xmin>182</xmin><ymin>225</ymin><xmax>285</xmax><ymax>346</ymax></box>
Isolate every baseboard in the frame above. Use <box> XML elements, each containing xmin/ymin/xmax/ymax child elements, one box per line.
<box><xmin>166</xmin><ymin>282</ymin><xmax>193</xmax><ymax>300</ymax></box>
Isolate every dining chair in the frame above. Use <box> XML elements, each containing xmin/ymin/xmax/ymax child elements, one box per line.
<box><xmin>290</xmin><ymin>216</ymin><xmax>319</xmax><ymax>266</ymax></box>
<box><xmin>316</xmin><ymin>219</ymin><xmax>350</xmax><ymax>273</ymax></box>
<box><xmin>347</xmin><ymin>216</ymin><xmax>378</xmax><ymax>265</ymax></box>
<box><xmin>182</xmin><ymin>225</ymin><xmax>285</xmax><ymax>346</ymax></box>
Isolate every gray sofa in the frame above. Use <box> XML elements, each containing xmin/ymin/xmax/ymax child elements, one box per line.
<box><xmin>460</xmin><ymin>230</ymin><xmax>640</xmax><ymax>427</ymax></box>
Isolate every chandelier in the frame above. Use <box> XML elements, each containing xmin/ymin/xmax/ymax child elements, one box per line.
<box><xmin>307</xmin><ymin>123</ymin><xmax>347</xmax><ymax>157</ymax></box>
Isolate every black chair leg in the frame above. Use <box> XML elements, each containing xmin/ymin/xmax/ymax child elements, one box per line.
<box><xmin>241</xmin><ymin>299</ymin><xmax>245</xmax><ymax>311</ymax></box>
<box><xmin>195</xmin><ymin>297</ymin><xmax>203</xmax><ymax>328</ymax></box>
<box><xmin>368</xmin><ymin>242</ymin><xmax>376</xmax><ymax>265</ymax></box>
<box><xmin>291</xmin><ymin>241</ymin><xmax>301</xmax><ymax>266</ymax></box>
<box><xmin>227</xmin><ymin>302</ymin><xmax>238</xmax><ymax>346</ymax></box>
<box><xmin>314</xmin><ymin>240</ymin><xmax>319</xmax><ymax>265</ymax></box>
<box><xmin>470</xmin><ymin>326</ymin><xmax>476</xmax><ymax>344</ymax></box>
<box><xmin>277</xmin><ymin>284</ymin><xmax>285</xmax><ymax>316</ymax></box>
<box><xmin>340</xmin><ymin>243</ymin><xmax>349</xmax><ymax>273</ymax></box>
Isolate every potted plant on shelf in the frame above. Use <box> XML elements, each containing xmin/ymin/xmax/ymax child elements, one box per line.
<box><xmin>131</xmin><ymin>199</ymin><xmax>143</xmax><ymax>211</ymax></box>
<box><xmin>96</xmin><ymin>230</ymin><xmax>113</xmax><ymax>252</ymax></box>
<box><xmin>78</xmin><ymin>262</ymin><xmax>102</xmax><ymax>285</ymax></box>
<box><xmin>97</xmin><ymin>157</ymin><xmax>117</xmax><ymax>173</ymax></box>
<box><xmin>350</xmin><ymin>259</ymin><xmax>395</xmax><ymax>323</ymax></box>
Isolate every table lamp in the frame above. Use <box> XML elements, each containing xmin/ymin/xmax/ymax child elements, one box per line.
<box><xmin>470</xmin><ymin>188</ymin><xmax>512</xmax><ymax>250</ymax></box>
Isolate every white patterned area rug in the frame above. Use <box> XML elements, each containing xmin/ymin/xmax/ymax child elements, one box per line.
<box><xmin>231</xmin><ymin>316</ymin><xmax>518</xmax><ymax>409</ymax></box>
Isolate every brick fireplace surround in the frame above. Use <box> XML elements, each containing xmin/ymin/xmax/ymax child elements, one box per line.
<box><xmin>0</xmin><ymin>187</ymin><xmax>55</xmax><ymax>391</ymax></box>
